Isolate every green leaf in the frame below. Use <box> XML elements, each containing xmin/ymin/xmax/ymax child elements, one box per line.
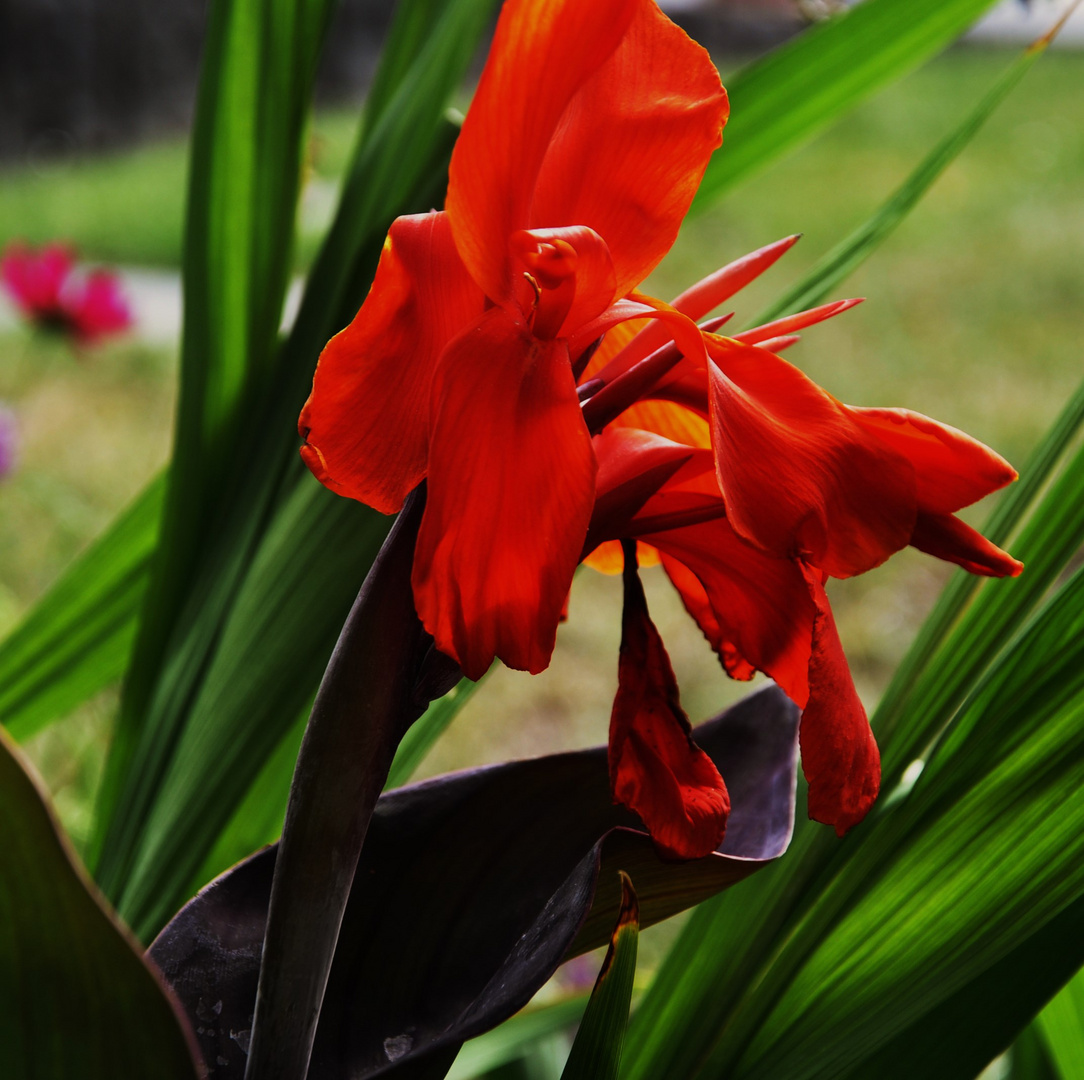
<box><xmin>748</xmin><ymin>36</ymin><xmax>1047</xmax><ymax>327</ymax></box>
<box><xmin>648</xmin><ymin>566</ymin><xmax>1084</xmax><ymax>1080</ymax></box>
<box><xmin>623</xmin><ymin>30</ymin><xmax>1083</xmax><ymax>1074</ymax></box>
<box><xmin>1038</xmin><ymin>969</ymin><xmax>1084</xmax><ymax>1080</ymax></box>
<box><xmin>693</xmin><ymin>0</ymin><xmax>1002</xmax><ymax>210</ymax></box>
<box><xmin>115</xmin><ymin>482</ymin><xmax>390</xmax><ymax>939</ymax></box>
<box><xmin>0</xmin><ymin>476</ymin><xmax>163</xmax><ymax>741</ymax></box>
<box><xmin>93</xmin><ymin>0</ymin><xmax>340</xmax><ymax>876</ymax></box>
<box><xmin>447</xmin><ymin>1000</ymin><xmax>589</xmax><ymax>1080</ymax></box>
<box><xmin>386</xmin><ymin>676</ymin><xmax>481</xmax><ymax>790</ymax></box>
<box><xmin>0</xmin><ymin>726</ymin><xmax>200</xmax><ymax>1079</ymax></box>
<box><xmin>1013</xmin><ymin>1027</ymin><xmax>1061</xmax><ymax>1080</ymax></box>
<box><xmin>832</xmin><ymin>897</ymin><xmax>1082</xmax><ymax>1080</ymax></box>
<box><xmin>560</xmin><ymin>873</ymin><xmax>639</xmax><ymax>1080</ymax></box>
<box><xmin>92</xmin><ymin>0</ymin><xmax>495</xmax><ymax>916</ymax></box>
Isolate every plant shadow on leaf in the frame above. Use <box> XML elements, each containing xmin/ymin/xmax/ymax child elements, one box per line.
<box><xmin>148</xmin><ymin>685</ymin><xmax>798</xmax><ymax>1078</ymax></box>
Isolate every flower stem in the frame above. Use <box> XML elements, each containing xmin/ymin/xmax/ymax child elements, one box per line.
<box><xmin>244</xmin><ymin>488</ymin><xmax>434</xmax><ymax>1080</ymax></box>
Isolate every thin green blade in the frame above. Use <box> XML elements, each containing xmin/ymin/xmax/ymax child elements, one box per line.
<box><xmin>560</xmin><ymin>873</ymin><xmax>640</xmax><ymax>1080</ymax></box>
<box><xmin>694</xmin><ymin>0</ymin><xmax>1002</xmax><ymax>210</ymax></box>
<box><xmin>0</xmin><ymin>477</ymin><xmax>163</xmax><ymax>741</ymax></box>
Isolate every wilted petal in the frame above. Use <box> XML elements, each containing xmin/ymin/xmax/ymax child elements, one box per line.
<box><xmin>414</xmin><ymin>307</ymin><xmax>596</xmax><ymax>679</ymax></box>
<box><xmin>299</xmin><ymin>212</ymin><xmax>485</xmax><ymax>514</ymax></box>
<box><xmin>609</xmin><ymin>546</ymin><xmax>729</xmax><ymax>859</ymax></box>
<box><xmin>799</xmin><ymin>565</ymin><xmax>881</xmax><ymax>835</ymax></box>
<box><xmin>645</xmin><ymin>519</ymin><xmax>816</xmax><ymax>708</ymax></box>
<box><xmin>662</xmin><ymin>555</ymin><xmax>756</xmax><ymax>681</ymax></box>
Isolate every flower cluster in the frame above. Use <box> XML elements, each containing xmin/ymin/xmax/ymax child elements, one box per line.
<box><xmin>300</xmin><ymin>0</ymin><xmax>1021</xmax><ymax>858</ymax></box>
<box><xmin>1</xmin><ymin>242</ymin><xmax>132</xmax><ymax>345</ymax></box>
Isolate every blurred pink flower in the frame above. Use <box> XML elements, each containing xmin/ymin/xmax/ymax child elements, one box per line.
<box><xmin>0</xmin><ymin>404</ymin><xmax>17</xmax><ymax>479</ymax></box>
<box><xmin>1</xmin><ymin>241</ymin><xmax>132</xmax><ymax>345</ymax></box>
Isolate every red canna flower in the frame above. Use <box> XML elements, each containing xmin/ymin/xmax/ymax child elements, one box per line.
<box><xmin>0</xmin><ymin>241</ymin><xmax>132</xmax><ymax>345</ymax></box>
<box><xmin>582</xmin><ymin>247</ymin><xmax>1021</xmax><ymax>849</ymax></box>
<box><xmin>300</xmin><ymin>0</ymin><xmax>1022</xmax><ymax>859</ymax></box>
<box><xmin>299</xmin><ymin>0</ymin><xmax>727</xmax><ymax>681</ymax></box>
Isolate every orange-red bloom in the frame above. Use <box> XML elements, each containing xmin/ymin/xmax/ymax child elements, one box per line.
<box><xmin>584</xmin><ymin>252</ymin><xmax>1021</xmax><ymax>843</ymax></box>
<box><xmin>300</xmin><ymin>0</ymin><xmax>1022</xmax><ymax>859</ymax></box>
<box><xmin>300</xmin><ymin>0</ymin><xmax>727</xmax><ymax>681</ymax></box>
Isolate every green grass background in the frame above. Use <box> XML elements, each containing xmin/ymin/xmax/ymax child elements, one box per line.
<box><xmin>0</xmin><ymin>46</ymin><xmax>1081</xmax><ymax>851</ymax></box>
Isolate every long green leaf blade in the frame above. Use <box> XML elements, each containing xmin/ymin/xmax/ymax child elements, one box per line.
<box><xmin>0</xmin><ymin>477</ymin><xmax>163</xmax><ymax>740</ymax></box>
<box><xmin>93</xmin><ymin>0</ymin><xmax>339</xmax><ymax>879</ymax></box>
<box><xmin>694</xmin><ymin>0</ymin><xmax>1001</xmax><ymax>209</ymax></box>
<box><xmin>99</xmin><ymin>0</ymin><xmax>497</xmax><ymax>931</ymax></box>
<box><xmin>748</xmin><ymin>37</ymin><xmax>1045</xmax><ymax>326</ymax></box>
<box><xmin>1038</xmin><ymin>971</ymin><xmax>1084</xmax><ymax>1080</ymax></box>
<box><xmin>447</xmin><ymin>999</ymin><xmax>589</xmax><ymax>1080</ymax></box>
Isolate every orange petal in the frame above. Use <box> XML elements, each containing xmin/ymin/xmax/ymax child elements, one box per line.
<box><xmin>799</xmin><ymin>565</ymin><xmax>881</xmax><ymax>835</ymax></box>
<box><xmin>413</xmin><ymin>307</ymin><xmax>596</xmax><ymax>679</ymax></box>
<box><xmin>848</xmin><ymin>406</ymin><xmax>1018</xmax><ymax>515</ymax></box>
<box><xmin>529</xmin><ymin>0</ymin><xmax>728</xmax><ymax>299</ymax></box>
<box><xmin>583</xmin><ymin>539</ymin><xmax>659</xmax><ymax>575</ymax></box>
<box><xmin>446</xmin><ymin>0</ymin><xmax>637</xmax><ymax>304</ymax></box>
<box><xmin>911</xmin><ymin>511</ymin><xmax>1023</xmax><ymax>577</ymax></box>
<box><xmin>618</xmin><ymin>399</ymin><xmax>710</xmax><ymax>448</ymax></box>
<box><xmin>707</xmin><ymin>335</ymin><xmax>916</xmax><ymax>577</ymax></box>
<box><xmin>299</xmin><ymin>212</ymin><xmax>484</xmax><ymax>513</ymax></box>
<box><xmin>609</xmin><ymin>546</ymin><xmax>729</xmax><ymax>859</ymax></box>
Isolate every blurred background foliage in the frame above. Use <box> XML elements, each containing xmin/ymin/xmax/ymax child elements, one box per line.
<box><xmin>2</xmin><ymin>42</ymin><xmax>1080</xmax><ymax>857</ymax></box>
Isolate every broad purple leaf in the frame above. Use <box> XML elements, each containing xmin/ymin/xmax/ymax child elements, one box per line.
<box><xmin>148</xmin><ymin>685</ymin><xmax>798</xmax><ymax>1079</ymax></box>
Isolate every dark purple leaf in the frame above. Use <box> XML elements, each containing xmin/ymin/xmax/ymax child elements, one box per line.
<box><xmin>149</xmin><ymin>685</ymin><xmax>798</xmax><ymax>1079</ymax></box>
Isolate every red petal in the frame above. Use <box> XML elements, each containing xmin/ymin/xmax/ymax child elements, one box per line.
<box><xmin>707</xmin><ymin>335</ymin><xmax>916</xmax><ymax>577</ymax></box>
<box><xmin>1</xmin><ymin>241</ymin><xmax>73</xmax><ymax>314</ymax></box>
<box><xmin>446</xmin><ymin>0</ymin><xmax>638</xmax><ymax>304</ymax></box>
<box><xmin>848</xmin><ymin>406</ymin><xmax>1018</xmax><ymax>515</ymax></box>
<box><xmin>413</xmin><ymin>307</ymin><xmax>596</xmax><ymax>679</ymax></box>
<box><xmin>511</xmin><ymin>226</ymin><xmax>616</xmax><ymax>338</ymax></box>
<box><xmin>911</xmin><ymin>511</ymin><xmax>1023</xmax><ymax>577</ymax></box>
<box><xmin>590</xmin><ymin>235</ymin><xmax>798</xmax><ymax>384</ymax></box>
<box><xmin>67</xmin><ymin>271</ymin><xmax>132</xmax><ymax>342</ymax></box>
<box><xmin>529</xmin><ymin>0</ymin><xmax>728</xmax><ymax>299</ymax></box>
<box><xmin>734</xmin><ymin>298</ymin><xmax>862</xmax><ymax>346</ymax></box>
<box><xmin>298</xmin><ymin>212</ymin><xmax>484</xmax><ymax>514</ymax></box>
<box><xmin>662</xmin><ymin>556</ymin><xmax>756</xmax><ymax>681</ymax></box>
<box><xmin>646</xmin><ymin>519</ymin><xmax>816</xmax><ymax>708</ymax></box>
<box><xmin>609</xmin><ymin>548</ymin><xmax>729</xmax><ymax>859</ymax></box>
<box><xmin>799</xmin><ymin>566</ymin><xmax>880</xmax><ymax>835</ymax></box>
